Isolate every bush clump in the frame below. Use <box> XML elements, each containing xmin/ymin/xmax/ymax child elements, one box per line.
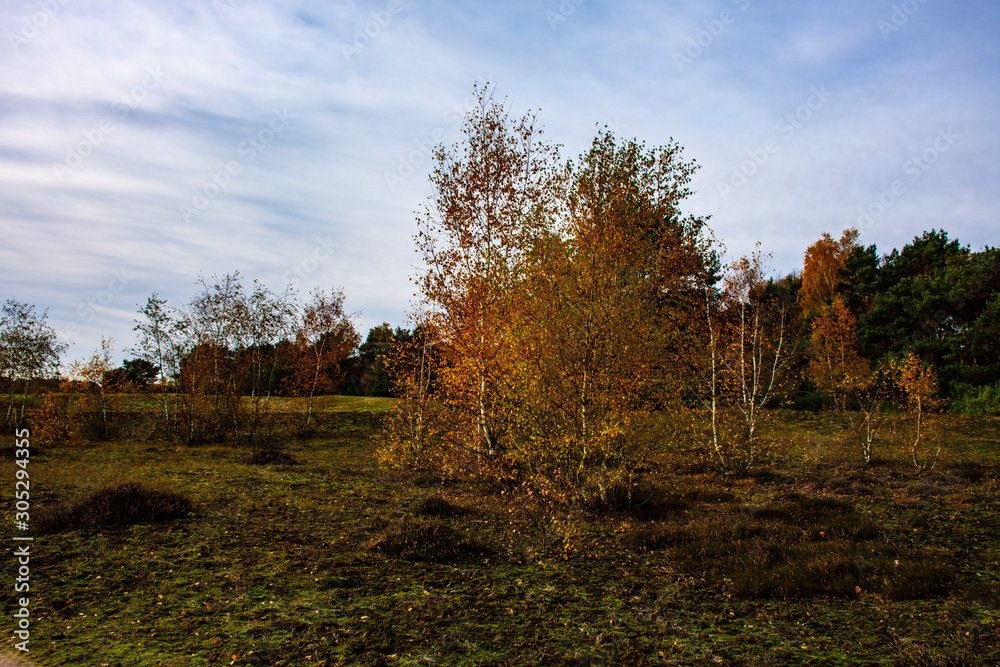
<box><xmin>823</xmin><ymin>475</ymin><xmax>878</xmax><ymax>496</ymax></box>
<box><xmin>621</xmin><ymin>524</ymin><xmax>699</xmax><ymax>550</ymax></box>
<box><xmin>412</xmin><ymin>495</ymin><xmax>467</xmax><ymax>517</ymax></box>
<box><xmin>883</xmin><ymin>559</ymin><xmax>957</xmax><ymax>600</ymax></box>
<box><xmin>947</xmin><ymin>462</ymin><xmax>985</xmax><ymax>482</ymax></box>
<box><xmin>684</xmin><ymin>486</ymin><xmax>740</xmax><ymax>503</ymax></box>
<box><xmin>620</xmin><ymin>493</ymin><xmax>955</xmax><ymax>599</ymax></box>
<box><xmin>34</xmin><ymin>481</ymin><xmax>194</xmax><ymax>534</ymax></box>
<box><xmin>241</xmin><ymin>449</ymin><xmax>297</xmax><ymax>466</ymax></box>
<box><xmin>369</xmin><ymin>518</ymin><xmax>491</xmax><ymax>562</ymax></box>
<box><xmin>950</xmin><ymin>381</ymin><xmax>1000</xmax><ymax>416</ymax></box>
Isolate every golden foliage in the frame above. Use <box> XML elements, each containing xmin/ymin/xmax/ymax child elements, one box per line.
<box><xmin>376</xmin><ymin>323</ymin><xmax>447</xmax><ymax>472</ymax></box>
<box><xmin>31</xmin><ymin>391</ymin><xmax>76</xmax><ymax>446</ymax></box>
<box><xmin>809</xmin><ymin>296</ymin><xmax>868</xmax><ymax>412</ymax></box>
<box><xmin>411</xmin><ymin>84</ymin><xmax>562</xmax><ymax>469</ymax></box>
<box><xmin>378</xmin><ymin>88</ymin><xmax>715</xmax><ymax>504</ymax></box>
<box><xmin>888</xmin><ymin>352</ymin><xmax>946</xmax><ymax>470</ymax></box>
<box><xmin>799</xmin><ymin>228</ymin><xmax>859</xmax><ymax>314</ymax></box>
<box><xmin>808</xmin><ymin>297</ymin><xmax>891</xmax><ymax>464</ymax></box>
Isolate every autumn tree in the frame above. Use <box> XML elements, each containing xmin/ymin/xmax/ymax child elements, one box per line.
<box><xmin>808</xmin><ymin>297</ymin><xmax>891</xmax><ymax>464</ymax></box>
<box><xmin>377</xmin><ymin>320</ymin><xmax>444</xmax><ymax>471</ymax></box>
<box><xmin>701</xmin><ymin>247</ymin><xmax>790</xmax><ymax>473</ymax></box>
<box><xmin>134</xmin><ymin>273</ymin><xmax>297</xmax><ymax>447</ymax></box>
<box><xmin>287</xmin><ymin>288</ymin><xmax>359</xmax><ymax>427</ymax></box>
<box><xmin>148</xmin><ymin>305</ymin><xmax>215</xmax><ymax>446</ymax></box>
<box><xmin>379</xmin><ymin>85</ymin><xmax>722</xmax><ymax>509</ymax></box>
<box><xmin>507</xmin><ymin>130</ymin><xmax>714</xmax><ymax>501</ymax></box>
<box><xmin>68</xmin><ymin>337</ymin><xmax>117</xmax><ymax>441</ymax></box>
<box><xmin>183</xmin><ymin>274</ymin><xmax>298</xmax><ymax>448</ymax></box>
<box><xmin>890</xmin><ymin>352</ymin><xmax>945</xmax><ymax>470</ymax></box>
<box><xmin>0</xmin><ymin>299</ymin><xmax>67</xmax><ymax>428</ymax></box>
<box><xmin>236</xmin><ymin>280</ymin><xmax>296</xmax><ymax>448</ymax></box>
<box><xmin>408</xmin><ymin>83</ymin><xmax>562</xmax><ymax>473</ymax></box>
<box><xmin>134</xmin><ymin>293</ymin><xmax>182</xmax><ymax>438</ymax></box>
<box><xmin>798</xmin><ymin>228</ymin><xmax>859</xmax><ymax>314</ymax></box>
<box><xmin>381</xmin><ymin>92</ymin><xmax>719</xmax><ymax>508</ymax></box>
<box><xmin>808</xmin><ymin>296</ymin><xmax>867</xmax><ymax>414</ymax></box>
<box><xmin>186</xmin><ymin>272</ymin><xmax>245</xmax><ymax>441</ymax></box>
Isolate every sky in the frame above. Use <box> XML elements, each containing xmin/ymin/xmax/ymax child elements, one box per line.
<box><xmin>1</xmin><ymin>0</ymin><xmax>998</xmax><ymax>366</ymax></box>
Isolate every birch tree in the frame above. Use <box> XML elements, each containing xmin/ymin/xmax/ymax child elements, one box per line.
<box><xmin>413</xmin><ymin>83</ymin><xmax>562</xmax><ymax>471</ymax></box>
<box><xmin>377</xmin><ymin>320</ymin><xmax>443</xmax><ymax>471</ymax></box>
<box><xmin>134</xmin><ymin>293</ymin><xmax>178</xmax><ymax>438</ymax></box>
<box><xmin>0</xmin><ymin>299</ymin><xmax>67</xmax><ymax>428</ymax></box>
<box><xmin>236</xmin><ymin>280</ymin><xmax>296</xmax><ymax>449</ymax></box>
<box><xmin>702</xmin><ymin>248</ymin><xmax>789</xmax><ymax>473</ymax></box>
<box><xmin>890</xmin><ymin>352</ymin><xmax>944</xmax><ymax>470</ymax></box>
<box><xmin>288</xmin><ymin>288</ymin><xmax>358</xmax><ymax>427</ymax></box>
<box><xmin>68</xmin><ymin>337</ymin><xmax>116</xmax><ymax>441</ymax></box>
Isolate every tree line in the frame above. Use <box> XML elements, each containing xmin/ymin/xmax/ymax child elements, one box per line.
<box><xmin>0</xmin><ymin>281</ymin><xmax>411</xmax><ymax>447</ymax></box>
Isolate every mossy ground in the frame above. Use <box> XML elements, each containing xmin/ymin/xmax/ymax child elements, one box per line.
<box><xmin>3</xmin><ymin>404</ymin><xmax>1000</xmax><ymax>665</ymax></box>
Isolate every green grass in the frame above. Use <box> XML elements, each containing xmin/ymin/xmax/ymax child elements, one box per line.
<box><xmin>264</xmin><ymin>395</ymin><xmax>398</xmax><ymax>413</ymax></box>
<box><xmin>29</xmin><ymin>392</ymin><xmax>398</xmax><ymax>414</ymax></box>
<box><xmin>3</xmin><ymin>405</ymin><xmax>1000</xmax><ymax>665</ymax></box>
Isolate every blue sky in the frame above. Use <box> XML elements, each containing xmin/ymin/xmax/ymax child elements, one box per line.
<box><xmin>1</xmin><ymin>0</ymin><xmax>997</xmax><ymax>365</ymax></box>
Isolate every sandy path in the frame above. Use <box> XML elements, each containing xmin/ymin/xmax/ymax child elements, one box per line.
<box><xmin>0</xmin><ymin>649</ymin><xmax>39</xmax><ymax>667</ymax></box>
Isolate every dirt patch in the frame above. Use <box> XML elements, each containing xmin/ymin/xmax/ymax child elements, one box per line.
<box><xmin>0</xmin><ymin>649</ymin><xmax>39</xmax><ymax>667</ymax></box>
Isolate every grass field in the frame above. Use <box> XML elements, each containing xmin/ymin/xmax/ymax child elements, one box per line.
<box><xmin>3</xmin><ymin>401</ymin><xmax>999</xmax><ymax>665</ymax></box>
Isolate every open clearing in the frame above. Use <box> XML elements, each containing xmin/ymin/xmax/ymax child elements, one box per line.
<box><xmin>3</xmin><ymin>404</ymin><xmax>999</xmax><ymax>665</ymax></box>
